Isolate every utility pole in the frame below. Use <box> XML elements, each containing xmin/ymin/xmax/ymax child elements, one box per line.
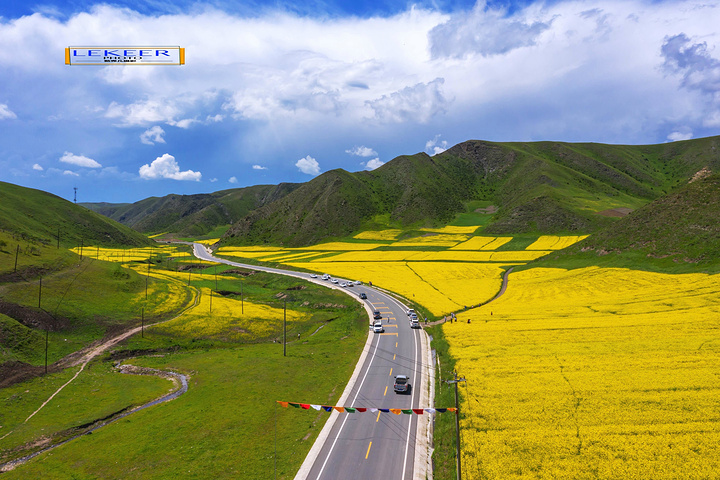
<box><xmin>283</xmin><ymin>297</ymin><xmax>287</xmax><ymax>357</ymax></box>
<box><xmin>79</xmin><ymin>238</ymin><xmax>83</xmax><ymax>259</ymax></box>
<box><xmin>38</xmin><ymin>276</ymin><xmax>42</xmax><ymax>308</ymax></box>
<box><xmin>141</xmin><ymin>307</ymin><xmax>144</xmax><ymax>338</ymax></box>
<box><xmin>241</xmin><ymin>281</ymin><xmax>244</xmax><ymax>315</ymax></box>
<box><xmin>45</xmin><ymin>327</ymin><xmax>49</xmax><ymax>374</ymax></box>
<box><xmin>146</xmin><ymin>263</ymin><xmax>150</xmax><ymax>300</ymax></box>
<box><xmin>73</xmin><ymin>187</ymin><xmax>77</xmax><ymax>204</ymax></box>
<box><xmin>447</xmin><ymin>371</ymin><xmax>467</xmax><ymax>480</ymax></box>
<box><xmin>14</xmin><ymin>244</ymin><xmax>19</xmax><ymax>272</ymax></box>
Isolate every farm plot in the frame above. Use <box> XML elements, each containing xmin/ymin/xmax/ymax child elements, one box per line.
<box><xmin>445</xmin><ymin>267</ymin><xmax>720</xmax><ymax>479</ymax></box>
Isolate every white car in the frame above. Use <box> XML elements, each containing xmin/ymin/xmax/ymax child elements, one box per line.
<box><xmin>331</xmin><ymin>278</ymin><xmax>339</xmax><ymax>284</ymax></box>
<box><xmin>407</xmin><ymin>309</ymin><xmax>416</xmax><ymax>317</ymax></box>
<box><xmin>410</xmin><ymin>319</ymin><xmax>420</xmax><ymax>329</ymax></box>
<box><xmin>339</xmin><ymin>282</ymin><xmax>347</xmax><ymax>287</ymax></box>
<box><xmin>354</xmin><ymin>280</ymin><xmax>362</xmax><ymax>285</ymax></box>
<box><xmin>322</xmin><ymin>274</ymin><xmax>330</xmax><ymax>280</ymax></box>
<box><xmin>310</xmin><ymin>274</ymin><xmax>317</xmax><ymax>278</ymax></box>
<box><xmin>373</xmin><ymin>321</ymin><xmax>384</xmax><ymax>333</ymax></box>
<box><xmin>346</xmin><ymin>282</ymin><xmax>354</xmax><ymax>287</ymax></box>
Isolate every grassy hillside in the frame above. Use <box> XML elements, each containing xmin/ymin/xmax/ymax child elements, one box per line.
<box><xmin>82</xmin><ymin>183</ymin><xmax>300</xmax><ymax>238</ymax></box>
<box><xmin>224</xmin><ymin>136</ymin><xmax>720</xmax><ymax>246</ymax></box>
<box><xmin>536</xmin><ymin>173</ymin><xmax>720</xmax><ymax>270</ymax></box>
<box><xmin>0</xmin><ymin>181</ymin><xmax>152</xmax><ymax>248</ymax></box>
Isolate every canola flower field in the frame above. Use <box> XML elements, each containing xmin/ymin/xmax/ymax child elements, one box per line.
<box><xmin>215</xmin><ymin>234</ymin><xmax>582</xmax><ymax>316</ymax></box>
<box><xmin>444</xmin><ymin>267</ymin><xmax>720</xmax><ymax>479</ymax></box>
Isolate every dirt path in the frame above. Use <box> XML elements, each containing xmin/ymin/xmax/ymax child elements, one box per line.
<box><xmin>425</xmin><ymin>266</ymin><xmax>514</xmax><ymax>326</ymax></box>
<box><xmin>2</xmin><ymin>269</ymin><xmax>199</xmax><ymax>442</ymax></box>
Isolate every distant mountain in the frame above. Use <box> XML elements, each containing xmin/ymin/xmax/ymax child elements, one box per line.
<box><xmin>0</xmin><ymin>181</ymin><xmax>152</xmax><ymax>247</ymax></box>
<box><xmin>224</xmin><ymin>136</ymin><xmax>720</xmax><ymax>246</ymax></box>
<box><xmin>82</xmin><ymin>183</ymin><xmax>300</xmax><ymax>237</ymax></box>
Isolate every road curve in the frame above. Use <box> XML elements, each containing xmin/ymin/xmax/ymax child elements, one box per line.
<box><xmin>190</xmin><ymin>244</ymin><xmax>433</xmax><ymax>480</ymax></box>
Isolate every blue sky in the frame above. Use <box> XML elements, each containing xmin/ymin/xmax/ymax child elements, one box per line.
<box><xmin>1</xmin><ymin>0</ymin><xmax>719</xmax><ymax>204</ymax></box>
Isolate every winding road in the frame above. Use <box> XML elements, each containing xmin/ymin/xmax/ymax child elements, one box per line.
<box><xmin>191</xmin><ymin>244</ymin><xmax>433</xmax><ymax>480</ymax></box>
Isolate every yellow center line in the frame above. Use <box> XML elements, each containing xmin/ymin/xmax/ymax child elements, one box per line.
<box><xmin>380</xmin><ymin>332</ymin><xmax>398</xmax><ymax>336</ymax></box>
<box><xmin>393</xmin><ymin>353</ymin><xmax>396</xmax><ymax>361</ymax></box>
<box><xmin>395</xmin><ymin>342</ymin><xmax>398</xmax><ymax>348</ymax></box>
<box><xmin>366</xmin><ymin>441</ymin><xmax>372</xmax><ymax>459</ymax></box>
<box><xmin>389</xmin><ymin>367</ymin><xmax>393</xmax><ymax>376</ymax></box>
<box><xmin>376</xmin><ymin>411</ymin><xmax>381</xmax><ymax>422</ymax></box>
<box><xmin>384</xmin><ymin>324</ymin><xmax>398</xmax><ymax>328</ymax></box>
<box><xmin>384</xmin><ymin>385</ymin><xmax>388</xmax><ymax>396</ymax></box>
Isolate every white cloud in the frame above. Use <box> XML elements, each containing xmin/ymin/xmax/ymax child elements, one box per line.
<box><xmin>140</xmin><ymin>126</ymin><xmax>166</xmax><ymax>145</ymax></box>
<box><xmin>426</xmin><ymin>135</ymin><xmax>448</xmax><ymax>155</ymax></box>
<box><xmin>0</xmin><ymin>103</ymin><xmax>17</xmax><ymax>120</ymax></box>
<box><xmin>139</xmin><ymin>153</ymin><xmax>201</xmax><ymax>181</ymax></box>
<box><xmin>32</xmin><ymin>163</ymin><xmax>44</xmax><ymax>171</ymax></box>
<box><xmin>210</xmin><ymin>178</ymin><xmax>218</xmax><ymax>182</ymax></box>
<box><xmin>60</xmin><ymin>151</ymin><xmax>102</xmax><ymax>168</ymax></box>
<box><xmin>252</xmin><ymin>165</ymin><xmax>268</xmax><ymax>170</ymax></box>
<box><xmin>366</xmin><ymin>78</ymin><xmax>449</xmax><ymax>123</ymax></box>
<box><xmin>296</xmin><ymin>155</ymin><xmax>321</xmax><ymax>175</ymax></box>
<box><xmin>63</xmin><ymin>170</ymin><xmax>79</xmax><ymax>176</ymax></box>
<box><xmin>229</xmin><ymin>176</ymin><xmax>238</xmax><ymax>183</ymax></box>
<box><xmin>364</xmin><ymin>158</ymin><xmax>385</xmax><ymax>170</ymax></box>
<box><xmin>346</xmin><ymin>146</ymin><xmax>378</xmax><ymax>157</ymax></box>
<box><xmin>667</xmin><ymin>131</ymin><xmax>693</xmax><ymax>142</ymax></box>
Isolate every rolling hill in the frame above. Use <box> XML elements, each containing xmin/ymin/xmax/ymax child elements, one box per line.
<box><xmin>224</xmin><ymin>136</ymin><xmax>720</xmax><ymax>246</ymax></box>
<box><xmin>82</xmin><ymin>183</ymin><xmax>300</xmax><ymax>237</ymax></box>
<box><xmin>0</xmin><ymin>181</ymin><xmax>152</xmax><ymax>248</ymax></box>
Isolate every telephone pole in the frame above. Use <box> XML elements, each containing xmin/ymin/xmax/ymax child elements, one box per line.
<box><xmin>447</xmin><ymin>371</ymin><xmax>467</xmax><ymax>480</ymax></box>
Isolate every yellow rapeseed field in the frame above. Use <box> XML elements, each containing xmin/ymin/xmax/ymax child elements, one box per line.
<box><xmin>353</xmin><ymin>229</ymin><xmax>402</xmax><ymax>240</ymax></box>
<box><xmin>389</xmin><ymin>234</ymin><xmax>470</xmax><ymax>247</ymax></box>
<box><xmin>421</xmin><ymin>226</ymin><xmax>479</xmax><ymax>234</ymax></box>
<box><xmin>525</xmin><ymin>235</ymin><xmax>588</xmax><ymax>250</ymax></box>
<box><xmin>153</xmin><ymin>287</ymin><xmax>302</xmax><ymax>341</ymax></box>
<box><xmin>444</xmin><ymin>267</ymin><xmax>720</xmax><ymax>479</ymax></box>
<box><xmin>450</xmin><ymin>236</ymin><xmax>513</xmax><ymax>250</ymax></box>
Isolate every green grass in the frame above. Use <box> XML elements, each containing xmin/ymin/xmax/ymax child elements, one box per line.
<box><xmin>2</xmin><ymin>291</ymin><xmax>368</xmax><ymax>479</ymax></box>
<box><xmin>0</xmin><ymin>361</ymin><xmax>169</xmax><ymax>462</ymax></box>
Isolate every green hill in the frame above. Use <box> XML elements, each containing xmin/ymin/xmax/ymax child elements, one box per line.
<box><xmin>554</xmin><ymin>173</ymin><xmax>720</xmax><ymax>266</ymax></box>
<box><xmin>224</xmin><ymin>136</ymin><xmax>720</xmax><ymax>246</ymax></box>
<box><xmin>82</xmin><ymin>183</ymin><xmax>300</xmax><ymax>237</ymax></box>
<box><xmin>0</xmin><ymin>181</ymin><xmax>152</xmax><ymax>248</ymax></box>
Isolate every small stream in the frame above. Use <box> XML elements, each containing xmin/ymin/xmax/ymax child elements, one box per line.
<box><xmin>0</xmin><ymin>367</ymin><xmax>188</xmax><ymax>473</ymax></box>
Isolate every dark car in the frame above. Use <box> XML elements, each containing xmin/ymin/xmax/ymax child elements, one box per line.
<box><xmin>394</xmin><ymin>375</ymin><xmax>410</xmax><ymax>394</ymax></box>
<box><xmin>373</xmin><ymin>310</ymin><xmax>382</xmax><ymax>320</ymax></box>
<box><xmin>359</xmin><ymin>292</ymin><xmax>367</xmax><ymax>299</ymax></box>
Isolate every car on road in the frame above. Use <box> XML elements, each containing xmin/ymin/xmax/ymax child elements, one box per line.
<box><xmin>310</xmin><ymin>273</ymin><xmax>317</xmax><ymax>278</ymax></box>
<box><xmin>339</xmin><ymin>282</ymin><xmax>347</xmax><ymax>287</ymax></box>
<box><xmin>354</xmin><ymin>280</ymin><xmax>362</xmax><ymax>285</ymax></box>
<box><xmin>406</xmin><ymin>308</ymin><xmax>415</xmax><ymax>317</ymax></box>
<box><xmin>346</xmin><ymin>282</ymin><xmax>354</xmax><ymax>287</ymax></box>
<box><xmin>409</xmin><ymin>313</ymin><xmax>418</xmax><ymax>322</ymax></box>
<box><xmin>322</xmin><ymin>274</ymin><xmax>330</xmax><ymax>280</ymax></box>
<box><xmin>373</xmin><ymin>310</ymin><xmax>382</xmax><ymax>320</ymax></box>
<box><xmin>410</xmin><ymin>319</ymin><xmax>420</xmax><ymax>329</ymax></box>
<box><xmin>359</xmin><ymin>292</ymin><xmax>367</xmax><ymax>299</ymax></box>
<box><xmin>373</xmin><ymin>321</ymin><xmax>384</xmax><ymax>333</ymax></box>
<box><xmin>331</xmin><ymin>278</ymin><xmax>338</xmax><ymax>284</ymax></box>
<box><xmin>394</xmin><ymin>375</ymin><xmax>410</xmax><ymax>394</ymax></box>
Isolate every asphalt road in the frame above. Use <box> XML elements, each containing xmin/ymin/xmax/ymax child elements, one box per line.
<box><xmin>191</xmin><ymin>244</ymin><xmax>429</xmax><ymax>480</ymax></box>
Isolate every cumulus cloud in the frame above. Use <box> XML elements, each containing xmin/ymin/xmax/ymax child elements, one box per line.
<box><xmin>346</xmin><ymin>146</ymin><xmax>378</xmax><ymax>157</ymax></box>
<box><xmin>364</xmin><ymin>158</ymin><xmax>385</xmax><ymax>170</ymax></box>
<box><xmin>60</xmin><ymin>151</ymin><xmax>101</xmax><ymax>168</ymax></box>
<box><xmin>229</xmin><ymin>176</ymin><xmax>238</xmax><ymax>183</ymax></box>
<box><xmin>366</xmin><ymin>78</ymin><xmax>449</xmax><ymax>123</ymax></box>
<box><xmin>252</xmin><ymin>164</ymin><xmax>267</xmax><ymax>170</ymax></box>
<box><xmin>32</xmin><ymin>163</ymin><xmax>44</xmax><ymax>171</ymax></box>
<box><xmin>429</xmin><ymin>1</ymin><xmax>552</xmax><ymax>59</ymax></box>
<box><xmin>426</xmin><ymin>135</ymin><xmax>448</xmax><ymax>155</ymax></box>
<box><xmin>296</xmin><ymin>155</ymin><xmax>321</xmax><ymax>175</ymax></box>
<box><xmin>140</xmin><ymin>126</ymin><xmax>166</xmax><ymax>145</ymax></box>
<box><xmin>667</xmin><ymin>130</ymin><xmax>693</xmax><ymax>142</ymax></box>
<box><xmin>0</xmin><ymin>103</ymin><xmax>17</xmax><ymax>120</ymax></box>
<box><xmin>139</xmin><ymin>153</ymin><xmax>201</xmax><ymax>181</ymax></box>
<box><xmin>63</xmin><ymin>170</ymin><xmax>79</xmax><ymax>176</ymax></box>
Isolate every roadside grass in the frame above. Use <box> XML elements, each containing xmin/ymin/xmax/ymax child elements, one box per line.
<box><xmin>0</xmin><ymin>361</ymin><xmax>169</xmax><ymax>463</ymax></box>
<box><xmin>1</xmin><ymin>258</ymin><xmax>191</xmax><ymax>366</ymax></box>
<box><xmin>0</xmin><ymin>231</ymin><xmax>77</xmax><ymax>279</ymax></box>
<box><xmin>3</xmin><ymin>293</ymin><xmax>368</xmax><ymax>479</ymax></box>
